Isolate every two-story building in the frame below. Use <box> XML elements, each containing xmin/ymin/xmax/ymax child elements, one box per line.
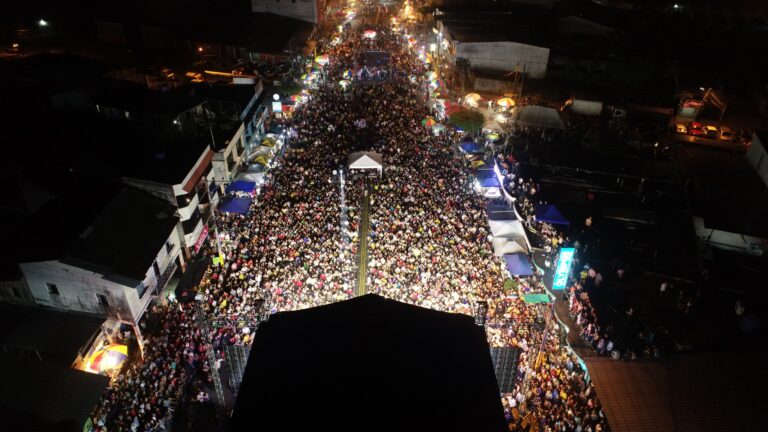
<box><xmin>17</xmin><ymin>187</ymin><xmax>180</xmax><ymax>352</ymax></box>
<box><xmin>121</xmin><ymin>139</ymin><xmax>218</xmax><ymax>261</ymax></box>
<box><xmin>194</xmin><ymin>81</ymin><xmax>268</xmax><ymax>185</ymax></box>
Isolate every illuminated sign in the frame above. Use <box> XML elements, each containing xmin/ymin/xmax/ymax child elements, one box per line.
<box><xmin>271</xmin><ymin>101</ymin><xmax>283</xmax><ymax>112</ymax></box>
<box><xmin>194</xmin><ymin>225</ymin><xmax>209</xmax><ymax>253</ymax></box>
<box><xmin>552</xmin><ymin>247</ymin><xmax>575</xmax><ymax>290</ymax></box>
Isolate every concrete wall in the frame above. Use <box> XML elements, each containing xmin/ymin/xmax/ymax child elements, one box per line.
<box><xmin>0</xmin><ymin>277</ymin><xmax>35</xmax><ymax>306</ymax></box>
<box><xmin>19</xmin><ymin>230</ymin><xmax>180</xmax><ymax>323</ymax></box>
<box><xmin>20</xmin><ymin>261</ymin><xmax>136</xmax><ymax>323</ymax></box>
<box><xmin>213</xmin><ymin>123</ymin><xmax>246</xmax><ymax>184</ymax></box>
<box><xmin>748</xmin><ymin>133</ymin><xmax>768</xmax><ymax>188</ymax></box>
<box><xmin>473</xmin><ymin>76</ymin><xmax>516</xmax><ymax>94</ymax></box>
<box><xmin>251</xmin><ymin>0</ymin><xmax>319</xmax><ymax>23</ymax></box>
<box><xmin>455</xmin><ymin>41</ymin><xmax>549</xmax><ymax>79</ymax></box>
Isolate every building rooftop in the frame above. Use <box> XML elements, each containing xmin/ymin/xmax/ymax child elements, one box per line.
<box><xmin>2</xmin><ymin>165</ymin><xmax>123</xmax><ymax>264</ymax></box>
<box><xmin>0</xmin><ymin>356</ymin><xmax>109</xmax><ymax>431</ymax></box>
<box><xmin>170</xmin><ymin>10</ymin><xmax>312</xmax><ymax>55</ymax></box>
<box><xmin>0</xmin><ymin>303</ymin><xmax>104</xmax><ymax>366</ymax></box>
<box><xmin>232</xmin><ymin>295</ymin><xmax>506</xmax><ymax>432</ymax></box>
<box><xmin>586</xmin><ymin>351</ymin><xmax>768</xmax><ymax>432</ymax></box>
<box><xmin>680</xmin><ymin>145</ymin><xmax>768</xmax><ymax>238</ymax></box>
<box><xmin>93</xmin><ymin>81</ymin><xmax>204</xmax><ymax>117</ymax></box>
<box><xmin>63</xmin><ymin>187</ymin><xmax>179</xmax><ymax>284</ymax></box>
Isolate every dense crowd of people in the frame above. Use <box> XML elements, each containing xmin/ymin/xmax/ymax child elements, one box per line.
<box><xmin>89</xmin><ymin>4</ymin><xmax>611</xmax><ymax>431</ymax></box>
<box><xmin>90</xmin><ymin>303</ymin><xmax>207</xmax><ymax>431</ymax></box>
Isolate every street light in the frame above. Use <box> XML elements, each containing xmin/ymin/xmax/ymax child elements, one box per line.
<box><xmin>38</xmin><ymin>19</ymin><xmax>48</xmax><ymax>27</ymax></box>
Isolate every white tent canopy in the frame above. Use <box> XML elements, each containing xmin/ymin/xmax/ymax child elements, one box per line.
<box><xmin>237</xmin><ymin>171</ymin><xmax>265</xmax><ymax>184</ymax></box>
<box><xmin>489</xmin><ymin>220</ymin><xmax>526</xmax><ymax>238</ymax></box>
<box><xmin>491</xmin><ymin>236</ymin><xmax>529</xmax><ymax>256</ymax></box>
<box><xmin>348</xmin><ymin>152</ymin><xmax>383</xmax><ymax>174</ymax></box>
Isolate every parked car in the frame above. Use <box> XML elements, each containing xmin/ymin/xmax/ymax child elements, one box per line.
<box><xmin>687</xmin><ymin>121</ymin><xmax>705</xmax><ymax>136</ymax></box>
<box><xmin>719</xmin><ymin>126</ymin><xmax>734</xmax><ymax>141</ymax></box>
<box><xmin>703</xmin><ymin>125</ymin><xmax>718</xmax><ymax>139</ymax></box>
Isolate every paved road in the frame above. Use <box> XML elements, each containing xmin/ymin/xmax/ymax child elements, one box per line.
<box><xmin>356</xmin><ymin>183</ymin><xmax>371</xmax><ymax>296</ymax></box>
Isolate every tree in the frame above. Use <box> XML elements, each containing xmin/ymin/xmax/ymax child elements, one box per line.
<box><xmin>449</xmin><ymin>109</ymin><xmax>484</xmax><ymax>132</ymax></box>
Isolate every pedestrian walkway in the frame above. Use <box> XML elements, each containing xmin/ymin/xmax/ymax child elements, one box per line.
<box><xmin>356</xmin><ymin>183</ymin><xmax>371</xmax><ymax>296</ymax></box>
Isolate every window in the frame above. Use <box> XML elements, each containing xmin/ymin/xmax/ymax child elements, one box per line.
<box><xmin>97</xmin><ymin>294</ymin><xmax>109</xmax><ymax>307</ymax></box>
<box><xmin>226</xmin><ymin>152</ymin><xmax>235</xmax><ymax>172</ymax></box>
<box><xmin>46</xmin><ymin>283</ymin><xmax>59</xmax><ymax>295</ymax></box>
<box><xmin>182</xmin><ymin>208</ymin><xmax>202</xmax><ymax>234</ymax></box>
<box><xmin>175</xmin><ymin>190</ymin><xmax>198</xmax><ymax>209</ymax></box>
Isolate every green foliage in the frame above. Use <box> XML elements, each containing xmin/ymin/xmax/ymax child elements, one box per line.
<box><xmin>449</xmin><ymin>109</ymin><xmax>484</xmax><ymax>132</ymax></box>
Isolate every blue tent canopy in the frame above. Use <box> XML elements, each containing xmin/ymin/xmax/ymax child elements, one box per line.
<box><xmin>534</xmin><ymin>204</ymin><xmax>570</xmax><ymax>225</ymax></box>
<box><xmin>220</xmin><ymin>196</ymin><xmax>253</xmax><ymax>214</ymax></box>
<box><xmin>226</xmin><ymin>180</ymin><xmax>256</xmax><ymax>194</ymax></box>
<box><xmin>503</xmin><ymin>254</ymin><xmax>534</xmax><ymax>276</ymax></box>
<box><xmin>475</xmin><ymin>168</ymin><xmax>496</xmax><ymax>179</ymax></box>
<box><xmin>460</xmin><ymin>142</ymin><xmax>483</xmax><ymax>153</ymax></box>
<box><xmin>478</xmin><ymin>176</ymin><xmax>500</xmax><ymax>188</ymax></box>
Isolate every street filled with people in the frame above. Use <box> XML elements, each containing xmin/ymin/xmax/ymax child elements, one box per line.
<box><xmin>89</xmin><ymin>3</ymin><xmax>610</xmax><ymax>431</ymax></box>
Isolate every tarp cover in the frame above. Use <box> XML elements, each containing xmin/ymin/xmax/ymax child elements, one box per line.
<box><xmin>513</xmin><ymin>105</ymin><xmax>566</xmax><ymax>129</ymax></box>
<box><xmin>237</xmin><ymin>172</ymin><xmax>264</xmax><ymax>184</ymax></box>
<box><xmin>535</xmin><ymin>204</ymin><xmax>570</xmax><ymax>225</ymax></box>
<box><xmin>460</xmin><ymin>142</ymin><xmax>483</xmax><ymax>153</ymax></box>
<box><xmin>479</xmin><ymin>176</ymin><xmax>501</xmax><ymax>188</ymax></box>
<box><xmin>475</xmin><ymin>168</ymin><xmax>496</xmax><ymax>179</ymax></box>
<box><xmin>226</xmin><ymin>180</ymin><xmax>256</xmax><ymax>194</ymax></box>
<box><xmin>220</xmin><ymin>196</ymin><xmax>252</xmax><ymax>214</ymax></box>
<box><xmin>348</xmin><ymin>151</ymin><xmax>383</xmax><ymax>171</ymax></box>
<box><xmin>492</xmin><ymin>237</ymin><xmax>528</xmax><ymax>256</ymax></box>
<box><xmin>489</xmin><ymin>220</ymin><xmax>526</xmax><ymax>238</ymax></box>
<box><xmin>487</xmin><ymin>203</ymin><xmax>519</xmax><ymax>221</ymax></box>
<box><xmin>523</xmin><ymin>293</ymin><xmax>551</xmax><ymax>304</ymax></box>
<box><xmin>504</xmin><ymin>253</ymin><xmax>534</xmax><ymax>276</ymax></box>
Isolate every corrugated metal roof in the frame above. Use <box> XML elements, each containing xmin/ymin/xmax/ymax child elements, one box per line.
<box><xmin>586</xmin><ymin>351</ymin><xmax>768</xmax><ymax>432</ymax></box>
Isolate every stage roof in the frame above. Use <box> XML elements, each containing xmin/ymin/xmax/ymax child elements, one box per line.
<box><xmin>231</xmin><ymin>294</ymin><xmax>506</xmax><ymax>432</ymax></box>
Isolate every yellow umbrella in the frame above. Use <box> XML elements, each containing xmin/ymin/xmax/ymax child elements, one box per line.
<box><xmin>471</xmin><ymin>160</ymin><xmax>487</xmax><ymax>168</ymax></box>
<box><xmin>87</xmin><ymin>344</ymin><xmax>128</xmax><ymax>373</ymax></box>
<box><xmin>252</xmin><ymin>155</ymin><xmax>269</xmax><ymax>166</ymax></box>
<box><xmin>261</xmin><ymin>137</ymin><xmax>277</xmax><ymax>147</ymax></box>
<box><xmin>497</xmin><ymin>97</ymin><xmax>515</xmax><ymax>107</ymax></box>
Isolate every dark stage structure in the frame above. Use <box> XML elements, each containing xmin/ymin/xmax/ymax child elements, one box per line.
<box><xmin>230</xmin><ymin>294</ymin><xmax>506</xmax><ymax>432</ymax></box>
